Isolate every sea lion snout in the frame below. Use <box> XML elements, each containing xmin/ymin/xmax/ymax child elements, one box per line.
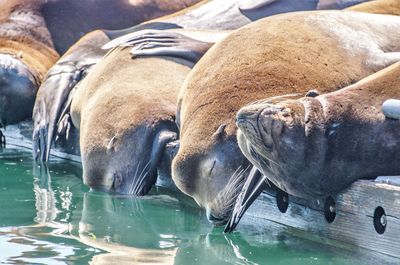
<box><xmin>172</xmin><ymin>140</ymin><xmax>250</xmax><ymax>224</ymax></box>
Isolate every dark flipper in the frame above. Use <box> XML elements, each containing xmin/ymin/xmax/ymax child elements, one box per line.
<box><xmin>133</xmin><ymin>130</ymin><xmax>178</xmax><ymax>196</ymax></box>
<box><xmin>0</xmin><ymin>129</ymin><xmax>5</xmax><ymax>148</ymax></box>
<box><xmin>32</xmin><ymin>53</ymin><xmax>102</xmax><ymax>162</ymax></box>
<box><xmin>103</xmin><ymin>29</ymin><xmax>215</xmax><ymax>64</ymax></box>
<box><xmin>103</xmin><ymin>22</ymin><xmax>182</xmax><ymax>40</ymax></box>
<box><xmin>224</xmin><ymin>166</ymin><xmax>269</xmax><ymax>232</ymax></box>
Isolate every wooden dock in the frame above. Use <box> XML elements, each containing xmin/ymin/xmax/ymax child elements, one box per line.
<box><xmin>2</xmin><ymin>121</ymin><xmax>400</xmax><ymax>260</ymax></box>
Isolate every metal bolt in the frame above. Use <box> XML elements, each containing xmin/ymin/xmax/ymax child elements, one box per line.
<box><xmin>380</xmin><ymin>214</ymin><xmax>387</xmax><ymax>227</ymax></box>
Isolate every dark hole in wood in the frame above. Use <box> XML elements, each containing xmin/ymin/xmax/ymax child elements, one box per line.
<box><xmin>324</xmin><ymin>196</ymin><xmax>336</xmax><ymax>223</ymax></box>
<box><xmin>373</xmin><ymin>206</ymin><xmax>387</xmax><ymax>235</ymax></box>
<box><xmin>276</xmin><ymin>189</ymin><xmax>289</xmax><ymax>213</ymax></box>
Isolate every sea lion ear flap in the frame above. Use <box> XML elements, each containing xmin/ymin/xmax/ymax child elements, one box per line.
<box><xmin>212</xmin><ymin>124</ymin><xmax>227</xmax><ymax>140</ymax></box>
<box><xmin>238</xmin><ymin>0</ymin><xmax>278</xmax><ymax>11</ymax></box>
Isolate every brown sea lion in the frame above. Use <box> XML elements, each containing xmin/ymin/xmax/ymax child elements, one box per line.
<box><xmin>171</xmin><ymin>11</ymin><xmax>400</xmax><ymax>226</ymax></box>
<box><xmin>40</xmin><ymin>0</ymin><xmax>201</xmax><ymax>54</ymax></box>
<box><xmin>32</xmin><ymin>22</ymin><xmax>181</xmax><ymax>161</ymax></box>
<box><xmin>67</xmin><ymin>29</ymin><xmax>227</xmax><ymax>195</ymax></box>
<box><xmin>234</xmin><ymin>61</ymin><xmax>400</xmax><ymax>210</ymax></box>
<box><xmin>0</xmin><ymin>0</ymin><xmax>58</xmax><ymax>146</ymax></box>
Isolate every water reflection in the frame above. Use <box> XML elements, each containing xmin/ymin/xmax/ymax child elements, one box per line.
<box><xmin>0</xmin><ymin>152</ymin><xmax>398</xmax><ymax>265</ymax></box>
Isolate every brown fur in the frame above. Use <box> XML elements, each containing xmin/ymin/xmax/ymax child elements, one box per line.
<box><xmin>71</xmin><ymin>49</ymin><xmax>190</xmax><ymax>141</ymax></box>
<box><xmin>70</xmin><ymin>46</ymin><xmax>192</xmax><ymax>192</ymax></box>
<box><xmin>0</xmin><ymin>0</ymin><xmax>58</xmax><ymax>82</ymax></box>
<box><xmin>347</xmin><ymin>0</ymin><xmax>400</xmax><ymax>16</ymax></box>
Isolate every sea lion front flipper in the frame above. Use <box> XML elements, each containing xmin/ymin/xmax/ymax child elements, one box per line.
<box><xmin>32</xmin><ymin>58</ymin><xmax>99</xmax><ymax>162</ymax></box>
<box><xmin>224</xmin><ymin>166</ymin><xmax>270</xmax><ymax>232</ymax></box>
<box><xmin>103</xmin><ymin>30</ymin><xmax>217</xmax><ymax>63</ymax></box>
<box><xmin>238</xmin><ymin>0</ymin><xmax>279</xmax><ymax>11</ymax></box>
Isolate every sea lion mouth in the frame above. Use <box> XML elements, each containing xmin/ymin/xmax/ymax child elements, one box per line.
<box><xmin>207</xmin><ymin>165</ymin><xmax>250</xmax><ymax>225</ymax></box>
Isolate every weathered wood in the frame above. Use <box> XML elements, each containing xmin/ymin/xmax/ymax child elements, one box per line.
<box><xmin>3</xmin><ymin>121</ymin><xmax>400</xmax><ymax>260</ymax></box>
<box><xmin>244</xmin><ymin>180</ymin><xmax>400</xmax><ymax>259</ymax></box>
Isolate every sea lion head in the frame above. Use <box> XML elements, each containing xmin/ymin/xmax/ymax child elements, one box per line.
<box><xmin>172</xmin><ymin>121</ymin><xmax>251</xmax><ymax>225</ymax></box>
<box><xmin>0</xmin><ymin>53</ymin><xmax>37</xmax><ymax>127</ymax></box>
<box><xmin>236</xmin><ymin>95</ymin><xmax>329</xmax><ymax>198</ymax></box>
<box><xmin>80</xmin><ymin>108</ymin><xmax>178</xmax><ymax>195</ymax></box>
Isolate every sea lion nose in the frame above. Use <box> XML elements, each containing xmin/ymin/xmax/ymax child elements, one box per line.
<box><xmin>206</xmin><ymin>207</ymin><xmax>225</xmax><ymax>226</ymax></box>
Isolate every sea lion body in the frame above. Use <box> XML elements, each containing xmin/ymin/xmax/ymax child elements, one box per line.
<box><xmin>173</xmin><ymin>11</ymin><xmax>400</xmax><ymax>223</ymax></box>
<box><xmin>237</xmin><ymin>61</ymin><xmax>400</xmax><ymax>199</ymax></box>
<box><xmin>0</xmin><ymin>0</ymin><xmax>58</xmax><ymax>133</ymax></box>
<box><xmin>70</xmin><ymin>46</ymin><xmax>193</xmax><ymax>194</ymax></box>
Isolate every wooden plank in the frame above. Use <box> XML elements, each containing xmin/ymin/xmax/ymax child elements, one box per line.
<box><xmin>244</xmin><ymin>180</ymin><xmax>400</xmax><ymax>258</ymax></box>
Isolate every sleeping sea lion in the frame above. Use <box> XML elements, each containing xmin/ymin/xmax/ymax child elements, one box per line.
<box><xmin>32</xmin><ymin>22</ymin><xmax>181</xmax><ymax>161</ymax></box>
<box><xmin>234</xmin><ymin>61</ymin><xmax>400</xmax><ymax>205</ymax></box>
<box><xmin>226</xmin><ymin>0</ymin><xmax>400</xmax><ymax>231</ymax></box>
<box><xmin>0</xmin><ymin>0</ymin><xmax>58</xmax><ymax>146</ymax></box>
<box><xmin>68</xmin><ymin>29</ymin><xmax>226</xmax><ymax>195</ymax></box>
<box><xmin>171</xmin><ymin>10</ymin><xmax>400</xmax><ymax>226</ymax></box>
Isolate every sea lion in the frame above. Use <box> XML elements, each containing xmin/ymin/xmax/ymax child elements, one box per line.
<box><xmin>40</xmin><ymin>0</ymin><xmax>201</xmax><ymax>54</ymax></box>
<box><xmin>0</xmin><ymin>0</ymin><xmax>59</xmax><ymax>146</ymax></box>
<box><xmin>234</xmin><ymin>61</ymin><xmax>400</xmax><ymax>210</ymax></box>
<box><xmin>32</xmin><ymin>22</ymin><xmax>181</xmax><ymax>162</ymax></box>
<box><xmin>67</xmin><ymin>29</ymin><xmax>227</xmax><ymax>195</ymax></box>
<box><xmin>172</xmin><ymin>11</ymin><xmax>400</xmax><ymax>226</ymax></box>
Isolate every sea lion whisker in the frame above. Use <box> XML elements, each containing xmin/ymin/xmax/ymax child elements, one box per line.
<box><xmin>132</xmin><ymin>160</ymin><xmax>152</xmax><ymax>195</ymax></box>
<box><xmin>129</xmin><ymin>161</ymin><xmax>141</xmax><ymax>195</ymax></box>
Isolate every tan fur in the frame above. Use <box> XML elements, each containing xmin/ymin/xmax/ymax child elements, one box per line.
<box><xmin>71</xmin><ymin>47</ymin><xmax>191</xmax><ymax>155</ymax></box>
<box><xmin>321</xmin><ymin>61</ymin><xmax>400</xmax><ymax>119</ymax></box>
<box><xmin>0</xmin><ymin>0</ymin><xmax>58</xmax><ymax>82</ymax></box>
<box><xmin>347</xmin><ymin>0</ymin><xmax>400</xmax><ymax>16</ymax></box>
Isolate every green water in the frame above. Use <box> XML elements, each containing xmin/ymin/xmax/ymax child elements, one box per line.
<box><xmin>0</xmin><ymin>149</ymin><xmax>395</xmax><ymax>264</ymax></box>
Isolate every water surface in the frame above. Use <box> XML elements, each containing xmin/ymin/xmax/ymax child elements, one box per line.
<box><xmin>0</xmin><ymin>149</ymin><xmax>394</xmax><ymax>264</ymax></box>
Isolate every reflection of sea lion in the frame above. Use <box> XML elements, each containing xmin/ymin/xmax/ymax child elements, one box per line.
<box><xmin>0</xmin><ymin>0</ymin><xmax>58</xmax><ymax>146</ymax></box>
<box><xmin>173</xmin><ymin>11</ymin><xmax>400</xmax><ymax>225</ymax></box>
<box><xmin>41</xmin><ymin>0</ymin><xmax>201</xmax><ymax>53</ymax></box>
<box><xmin>236</xmin><ymin>62</ymin><xmax>400</xmax><ymax>200</ymax></box>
